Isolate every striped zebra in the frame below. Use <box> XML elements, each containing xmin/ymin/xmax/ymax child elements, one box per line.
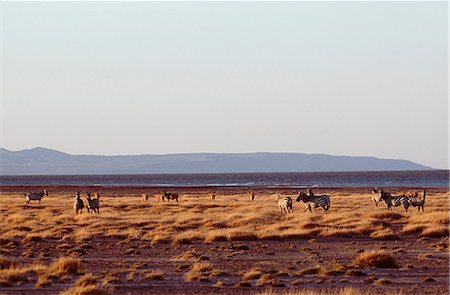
<box><xmin>24</xmin><ymin>188</ymin><xmax>48</xmax><ymax>204</ymax></box>
<box><xmin>296</xmin><ymin>190</ymin><xmax>330</xmax><ymax>213</ymax></box>
<box><xmin>407</xmin><ymin>189</ymin><xmax>426</xmax><ymax>212</ymax></box>
<box><xmin>74</xmin><ymin>192</ymin><xmax>85</xmax><ymax>214</ymax></box>
<box><xmin>86</xmin><ymin>192</ymin><xmax>100</xmax><ymax>214</ymax></box>
<box><xmin>276</xmin><ymin>193</ymin><xmax>293</xmax><ymax>215</ymax></box>
<box><xmin>379</xmin><ymin>189</ymin><xmax>410</xmax><ymax>212</ymax></box>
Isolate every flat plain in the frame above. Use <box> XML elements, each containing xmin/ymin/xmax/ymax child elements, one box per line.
<box><xmin>0</xmin><ymin>187</ymin><xmax>448</xmax><ymax>294</ymax></box>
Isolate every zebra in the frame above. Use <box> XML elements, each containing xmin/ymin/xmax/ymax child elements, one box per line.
<box><xmin>379</xmin><ymin>189</ymin><xmax>410</xmax><ymax>212</ymax></box>
<box><xmin>248</xmin><ymin>191</ymin><xmax>255</xmax><ymax>202</ymax></box>
<box><xmin>74</xmin><ymin>192</ymin><xmax>85</xmax><ymax>214</ymax></box>
<box><xmin>163</xmin><ymin>191</ymin><xmax>180</xmax><ymax>203</ymax></box>
<box><xmin>296</xmin><ymin>189</ymin><xmax>330</xmax><ymax>213</ymax></box>
<box><xmin>407</xmin><ymin>189</ymin><xmax>426</xmax><ymax>212</ymax></box>
<box><xmin>208</xmin><ymin>192</ymin><xmax>216</xmax><ymax>202</ymax></box>
<box><xmin>276</xmin><ymin>193</ymin><xmax>293</xmax><ymax>215</ymax></box>
<box><xmin>86</xmin><ymin>192</ymin><xmax>100</xmax><ymax>214</ymax></box>
<box><xmin>24</xmin><ymin>188</ymin><xmax>48</xmax><ymax>204</ymax></box>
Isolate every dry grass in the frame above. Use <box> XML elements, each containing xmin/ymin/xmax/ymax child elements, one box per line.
<box><xmin>0</xmin><ymin>190</ymin><xmax>448</xmax><ymax>293</ymax></box>
<box><xmin>184</xmin><ymin>262</ymin><xmax>213</xmax><ymax>282</ymax></box>
<box><xmin>242</xmin><ymin>269</ymin><xmax>263</xmax><ymax>280</ymax></box>
<box><xmin>143</xmin><ymin>270</ymin><xmax>164</xmax><ymax>280</ymax></box>
<box><xmin>257</xmin><ymin>287</ymin><xmax>404</xmax><ymax>294</ymax></box>
<box><xmin>1</xmin><ymin>192</ymin><xmax>448</xmax><ymax>247</ymax></box>
<box><xmin>352</xmin><ymin>250</ymin><xmax>398</xmax><ymax>268</ymax></box>
<box><xmin>48</xmin><ymin>257</ymin><xmax>82</xmax><ymax>277</ymax></box>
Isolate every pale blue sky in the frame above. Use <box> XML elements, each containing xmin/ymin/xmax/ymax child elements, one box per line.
<box><xmin>1</xmin><ymin>1</ymin><xmax>448</xmax><ymax>169</ymax></box>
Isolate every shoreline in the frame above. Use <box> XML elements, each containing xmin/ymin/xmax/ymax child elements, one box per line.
<box><xmin>1</xmin><ymin>185</ymin><xmax>448</xmax><ymax>194</ymax></box>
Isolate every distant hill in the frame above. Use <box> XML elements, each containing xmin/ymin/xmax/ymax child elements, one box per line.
<box><xmin>0</xmin><ymin>147</ymin><xmax>432</xmax><ymax>175</ymax></box>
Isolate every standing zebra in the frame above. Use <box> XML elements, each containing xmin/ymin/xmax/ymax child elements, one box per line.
<box><xmin>379</xmin><ymin>189</ymin><xmax>410</xmax><ymax>212</ymax></box>
<box><xmin>24</xmin><ymin>188</ymin><xmax>48</xmax><ymax>204</ymax></box>
<box><xmin>74</xmin><ymin>192</ymin><xmax>84</xmax><ymax>214</ymax></box>
<box><xmin>296</xmin><ymin>189</ymin><xmax>330</xmax><ymax>213</ymax></box>
<box><xmin>86</xmin><ymin>192</ymin><xmax>100</xmax><ymax>214</ymax></box>
<box><xmin>276</xmin><ymin>193</ymin><xmax>293</xmax><ymax>215</ymax></box>
<box><xmin>408</xmin><ymin>189</ymin><xmax>426</xmax><ymax>212</ymax></box>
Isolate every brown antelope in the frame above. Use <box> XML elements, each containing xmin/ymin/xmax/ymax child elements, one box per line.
<box><xmin>208</xmin><ymin>192</ymin><xmax>216</xmax><ymax>201</ymax></box>
<box><xmin>141</xmin><ymin>193</ymin><xmax>149</xmax><ymax>203</ymax></box>
<box><xmin>407</xmin><ymin>189</ymin><xmax>426</xmax><ymax>212</ymax></box>
<box><xmin>248</xmin><ymin>191</ymin><xmax>255</xmax><ymax>202</ymax></box>
<box><xmin>153</xmin><ymin>193</ymin><xmax>164</xmax><ymax>202</ymax></box>
<box><xmin>163</xmin><ymin>191</ymin><xmax>180</xmax><ymax>203</ymax></box>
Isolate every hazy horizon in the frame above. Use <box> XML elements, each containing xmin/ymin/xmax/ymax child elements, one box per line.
<box><xmin>1</xmin><ymin>2</ymin><xmax>448</xmax><ymax>169</ymax></box>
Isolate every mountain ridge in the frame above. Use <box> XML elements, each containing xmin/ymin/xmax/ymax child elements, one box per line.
<box><xmin>0</xmin><ymin>147</ymin><xmax>433</xmax><ymax>175</ymax></box>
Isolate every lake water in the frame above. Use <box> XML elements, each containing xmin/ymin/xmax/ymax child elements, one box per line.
<box><xmin>0</xmin><ymin>170</ymin><xmax>448</xmax><ymax>188</ymax></box>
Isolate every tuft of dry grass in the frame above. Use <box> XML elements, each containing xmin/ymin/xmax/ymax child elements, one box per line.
<box><xmin>420</xmin><ymin>226</ymin><xmax>449</xmax><ymax>238</ymax></box>
<box><xmin>48</xmin><ymin>257</ymin><xmax>81</xmax><ymax>277</ymax></box>
<box><xmin>183</xmin><ymin>262</ymin><xmax>213</xmax><ymax>282</ymax></box>
<box><xmin>352</xmin><ymin>250</ymin><xmax>398</xmax><ymax>268</ymax></box>
<box><xmin>143</xmin><ymin>270</ymin><xmax>164</xmax><ymax>280</ymax></box>
<box><xmin>370</xmin><ymin>212</ymin><xmax>404</xmax><ymax>220</ymax></box>
<box><xmin>0</xmin><ymin>256</ymin><xmax>16</xmax><ymax>270</ymax></box>
<box><xmin>242</xmin><ymin>269</ymin><xmax>262</xmax><ymax>280</ymax></box>
<box><xmin>61</xmin><ymin>284</ymin><xmax>108</xmax><ymax>295</ymax></box>
<box><xmin>370</xmin><ymin>228</ymin><xmax>399</xmax><ymax>240</ymax></box>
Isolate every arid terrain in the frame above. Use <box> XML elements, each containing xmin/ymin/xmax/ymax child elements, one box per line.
<box><xmin>0</xmin><ymin>186</ymin><xmax>448</xmax><ymax>294</ymax></box>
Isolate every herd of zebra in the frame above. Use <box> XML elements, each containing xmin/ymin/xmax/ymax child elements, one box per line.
<box><xmin>22</xmin><ymin>187</ymin><xmax>426</xmax><ymax>215</ymax></box>
<box><xmin>371</xmin><ymin>187</ymin><xmax>427</xmax><ymax>212</ymax></box>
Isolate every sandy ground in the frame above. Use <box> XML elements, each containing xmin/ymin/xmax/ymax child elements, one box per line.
<box><xmin>0</xmin><ymin>186</ymin><xmax>448</xmax><ymax>294</ymax></box>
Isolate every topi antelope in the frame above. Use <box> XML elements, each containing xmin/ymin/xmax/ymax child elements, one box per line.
<box><xmin>249</xmin><ymin>191</ymin><xmax>255</xmax><ymax>202</ymax></box>
<box><xmin>208</xmin><ymin>192</ymin><xmax>216</xmax><ymax>202</ymax></box>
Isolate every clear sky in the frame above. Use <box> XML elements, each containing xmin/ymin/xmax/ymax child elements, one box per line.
<box><xmin>1</xmin><ymin>1</ymin><xmax>448</xmax><ymax>169</ymax></box>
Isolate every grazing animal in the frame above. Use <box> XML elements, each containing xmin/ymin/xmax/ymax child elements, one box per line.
<box><xmin>379</xmin><ymin>189</ymin><xmax>410</xmax><ymax>212</ymax></box>
<box><xmin>208</xmin><ymin>192</ymin><xmax>216</xmax><ymax>202</ymax></box>
<box><xmin>24</xmin><ymin>188</ymin><xmax>48</xmax><ymax>204</ymax></box>
<box><xmin>141</xmin><ymin>193</ymin><xmax>149</xmax><ymax>203</ymax></box>
<box><xmin>74</xmin><ymin>192</ymin><xmax>84</xmax><ymax>214</ymax></box>
<box><xmin>153</xmin><ymin>193</ymin><xmax>164</xmax><ymax>202</ymax></box>
<box><xmin>163</xmin><ymin>191</ymin><xmax>180</xmax><ymax>203</ymax></box>
<box><xmin>276</xmin><ymin>193</ymin><xmax>293</xmax><ymax>214</ymax></box>
<box><xmin>86</xmin><ymin>192</ymin><xmax>100</xmax><ymax>214</ymax></box>
<box><xmin>408</xmin><ymin>189</ymin><xmax>426</xmax><ymax>212</ymax></box>
<box><xmin>296</xmin><ymin>190</ymin><xmax>330</xmax><ymax>212</ymax></box>
<box><xmin>371</xmin><ymin>187</ymin><xmax>383</xmax><ymax>207</ymax></box>
<box><xmin>249</xmin><ymin>191</ymin><xmax>255</xmax><ymax>202</ymax></box>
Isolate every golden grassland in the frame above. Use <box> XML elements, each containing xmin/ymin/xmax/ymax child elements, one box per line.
<box><xmin>0</xmin><ymin>190</ymin><xmax>448</xmax><ymax>294</ymax></box>
<box><xmin>1</xmin><ymin>191</ymin><xmax>447</xmax><ymax>244</ymax></box>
